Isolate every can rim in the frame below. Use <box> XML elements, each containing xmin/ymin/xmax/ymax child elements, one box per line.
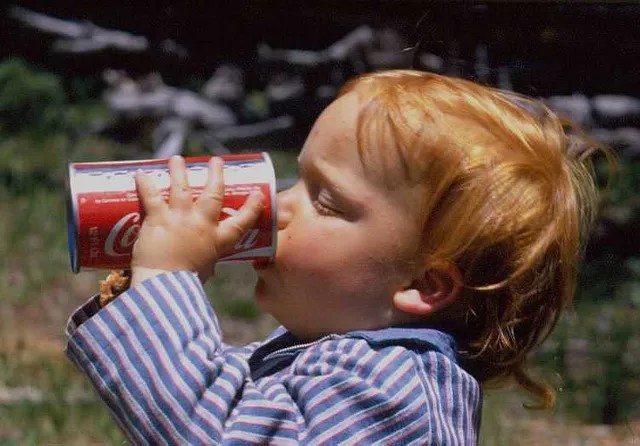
<box><xmin>67</xmin><ymin>163</ymin><xmax>80</xmax><ymax>273</ymax></box>
<box><xmin>261</xmin><ymin>151</ymin><xmax>278</xmax><ymax>263</ymax></box>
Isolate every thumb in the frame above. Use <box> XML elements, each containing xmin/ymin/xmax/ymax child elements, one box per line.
<box><xmin>216</xmin><ymin>191</ymin><xmax>265</xmax><ymax>253</ymax></box>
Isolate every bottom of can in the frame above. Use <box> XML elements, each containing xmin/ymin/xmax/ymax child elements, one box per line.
<box><xmin>66</xmin><ymin>196</ymin><xmax>79</xmax><ymax>273</ymax></box>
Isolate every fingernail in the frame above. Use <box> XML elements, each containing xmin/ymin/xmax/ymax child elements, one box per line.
<box><xmin>251</xmin><ymin>190</ymin><xmax>265</xmax><ymax>208</ymax></box>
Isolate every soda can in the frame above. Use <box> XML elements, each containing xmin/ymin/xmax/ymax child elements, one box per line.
<box><xmin>67</xmin><ymin>153</ymin><xmax>277</xmax><ymax>272</ymax></box>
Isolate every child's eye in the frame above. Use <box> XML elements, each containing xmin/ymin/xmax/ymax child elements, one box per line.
<box><xmin>312</xmin><ymin>189</ymin><xmax>341</xmax><ymax>217</ymax></box>
<box><xmin>313</xmin><ymin>199</ymin><xmax>340</xmax><ymax>216</ymax></box>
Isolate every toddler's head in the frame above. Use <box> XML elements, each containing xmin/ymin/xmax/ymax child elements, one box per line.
<box><xmin>256</xmin><ymin>69</ymin><xmax>608</xmax><ymax>407</ymax></box>
<box><xmin>334</xmin><ymin>69</ymin><xmax>608</xmax><ymax>406</ymax></box>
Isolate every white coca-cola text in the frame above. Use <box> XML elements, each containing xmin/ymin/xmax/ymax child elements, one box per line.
<box><xmin>103</xmin><ymin>207</ymin><xmax>259</xmax><ymax>258</ymax></box>
<box><xmin>221</xmin><ymin>207</ymin><xmax>260</xmax><ymax>250</ymax></box>
<box><xmin>105</xmin><ymin>212</ymin><xmax>141</xmax><ymax>257</ymax></box>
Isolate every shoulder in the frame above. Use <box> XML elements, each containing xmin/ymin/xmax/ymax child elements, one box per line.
<box><xmin>273</xmin><ymin>327</ymin><xmax>481</xmax><ymax>444</ymax></box>
<box><xmin>292</xmin><ymin>327</ymin><xmax>475</xmax><ymax>386</ymax></box>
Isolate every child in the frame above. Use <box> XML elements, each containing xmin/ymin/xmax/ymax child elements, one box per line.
<box><xmin>66</xmin><ymin>69</ymin><xmax>607</xmax><ymax>445</ymax></box>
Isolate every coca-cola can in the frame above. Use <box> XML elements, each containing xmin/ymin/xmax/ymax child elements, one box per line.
<box><xmin>67</xmin><ymin>153</ymin><xmax>277</xmax><ymax>272</ymax></box>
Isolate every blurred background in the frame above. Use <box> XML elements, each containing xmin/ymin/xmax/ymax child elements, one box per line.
<box><xmin>0</xmin><ymin>1</ymin><xmax>638</xmax><ymax>444</ymax></box>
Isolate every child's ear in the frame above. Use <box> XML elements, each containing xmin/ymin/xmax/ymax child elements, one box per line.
<box><xmin>393</xmin><ymin>263</ymin><xmax>462</xmax><ymax>316</ymax></box>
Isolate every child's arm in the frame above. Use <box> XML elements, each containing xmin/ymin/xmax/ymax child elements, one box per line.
<box><xmin>66</xmin><ymin>270</ymin><xmax>257</xmax><ymax>444</ymax></box>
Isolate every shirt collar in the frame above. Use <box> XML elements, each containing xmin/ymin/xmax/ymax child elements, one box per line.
<box><xmin>257</xmin><ymin>325</ymin><xmax>458</xmax><ymax>363</ymax></box>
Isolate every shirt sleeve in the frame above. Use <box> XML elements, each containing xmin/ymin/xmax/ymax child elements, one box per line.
<box><xmin>65</xmin><ymin>294</ymin><xmax>100</xmax><ymax>333</ymax></box>
<box><xmin>65</xmin><ymin>271</ymin><xmax>245</xmax><ymax>444</ymax></box>
<box><xmin>65</xmin><ymin>271</ymin><xmax>480</xmax><ymax>445</ymax></box>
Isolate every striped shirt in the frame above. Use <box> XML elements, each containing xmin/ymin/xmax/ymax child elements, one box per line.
<box><xmin>66</xmin><ymin>271</ymin><xmax>481</xmax><ymax>445</ymax></box>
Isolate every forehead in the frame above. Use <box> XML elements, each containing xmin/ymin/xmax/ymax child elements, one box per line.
<box><xmin>300</xmin><ymin>93</ymin><xmax>359</xmax><ymax>161</ymax></box>
<box><xmin>300</xmin><ymin>92</ymin><xmax>427</xmax><ymax>225</ymax></box>
<box><xmin>300</xmin><ymin>92</ymin><xmax>407</xmax><ymax>188</ymax></box>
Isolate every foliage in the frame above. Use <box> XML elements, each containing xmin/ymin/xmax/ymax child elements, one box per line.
<box><xmin>0</xmin><ymin>59</ymin><xmax>66</xmax><ymax>135</ymax></box>
<box><xmin>537</xmin><ymin>158</ymin><xmax>640</xmax><ymax>424</ymax></box>
<box><xmin>267</xmin><ymin>149</ymin><xmax>299</xmax><ymax>178</ymax></box>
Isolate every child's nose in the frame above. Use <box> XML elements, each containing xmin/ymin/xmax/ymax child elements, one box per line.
<box><xmin>276</xmin><ymin>182</ymin><xmax>297</xmax><ymax>230</ymax></box>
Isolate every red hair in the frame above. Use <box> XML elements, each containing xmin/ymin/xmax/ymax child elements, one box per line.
<box><xmin>339</xmin><ymin>70</ymin><xmax>613</xmax><ymax>408</ymax></box>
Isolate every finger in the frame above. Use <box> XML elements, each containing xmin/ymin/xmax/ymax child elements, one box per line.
<box><xmin>135</xmin><ymin>169</ymin><xmax>165</xmax><ymax>216</ymax></box>
<box><xmin>217</xmin><ymin>190</ymin><xmax>264</xmax><ymax>250</ymax></box>
<box><xmin>196</xmin><ymin>157</ymin><xmax>225</xmax><ymax>219</ymax></box>
<box><xmin>168</xmin><ymin>155</ymin><xmax>191</xmax><ymax>209</ymax></box>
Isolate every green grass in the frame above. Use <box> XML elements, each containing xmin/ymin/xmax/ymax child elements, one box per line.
<box><xmin>1</xmin><ymin>402</ymin><xmax>125</xmax><ymax>445</ymax></box>
<box><xmin>0</xmin><ymin>187</ymin><xmax>69</xmax><ymax>304</ymax></box>
<box><xmin>0</xmin><ymin>351</ymin><xmax>126</xmax><ymax>445</ymax></box>
<box><xmin>206</xmin><ymin>263</ymin><xmax>262</xmax><ymax>320</ymax></box>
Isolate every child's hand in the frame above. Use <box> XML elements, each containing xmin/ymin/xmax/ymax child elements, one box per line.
<box><xmin>130</xmin><ymin>156</ymin><xmax>264</xmax><ymax>285</ymax></box>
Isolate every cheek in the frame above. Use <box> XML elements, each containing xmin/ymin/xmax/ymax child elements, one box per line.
<box><xmin>278</xmin><ymin>216</ymin><xmax>333</xmax><ymax>254</ymax></box>
<box><xmin>276</xmin><ymin>226</ymin><xmax>330</xmax><ymax>274</ymax></box>
<box><xmin>277</xmin><ymin>228</ymin><xmax>389</xmax><ymax>290</ymax></box>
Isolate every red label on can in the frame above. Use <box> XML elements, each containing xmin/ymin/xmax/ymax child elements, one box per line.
<box><xmin>67</xmin><ymin>153</ymin><xmax>277</xmax><ymax>272</ymax></box>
